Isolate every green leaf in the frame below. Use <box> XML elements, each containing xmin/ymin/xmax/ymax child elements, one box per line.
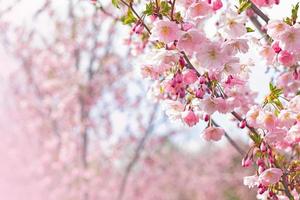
<box><xmin>246</xmin><ymin>27</ymin><xmax>255</xmax><ymax>32</ymax></box>
<box><xmin>291</xmin><ymin>2</ymin><xmax>299</xmax><ymax>24</ymax></box>
<box><xmin>160</xmin><ymin>1</ymin><xmax>171</xmax><ymax>16</ymax></box>
<box><xmin>112</xmin><ymin>0</ymin><xmax>120</xmax><ymax>8</ymax></box>
<box><xmin>121</xmin><ymin>9</ymin><xmax>137</xmax><ymax>25</ymax></box>
<box><xmin>238</xmin><ymin>0</ymin><xmax>251</xmax><ymax>14</ymax></box>
<box><xmin>143</xmin><ymin>2</ymin><xmax>155</xmax><ymax>16</ymax></box>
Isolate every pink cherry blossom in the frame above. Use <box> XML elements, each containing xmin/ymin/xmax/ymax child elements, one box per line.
<box><xmin>182</xmin><ymin>110</ymin><xmax>199</xmax><ymax>126</ymax></box>
<box><xmin>287</xmin><ymin>123</ymin><xmax>300</xmax><ymax>144</ymax></box>
<box><xmin>177</xmin><ymin>29</ymin><xmax>207</xmax><ymax>54</ymax></box>
<box><xmin>202</xmin><ymin>127</ymin><xmax>224</xmax><ymax>142</ymax></box>
<box><xmin>187</xmin><ymin>1</ymin><xmax>213</xmax><ymax>20</ymax></box>
<box><xmin>266</xmin><ymin>20</ymin><xmax>290</xmax><ymax>40</ymax></box>
<box><xmin>258</xmin><ymin>168</ymin><xmax>282</xmax><ymax>186</ymax></box>
<box><xmin>278</xmin><ymin>50</ymin><xmax>295</xmax><ymax>67</ymax></box>
<box><xmin>246</xmin><ymin>106</ymin><xmax>261</xmax><ymax>127</ymax></box>
<box><xmin>288</xmin><ymin>96</ymin><xmax>300</xmax><ymax>112</ymax></box>
<box><xmin>219</xmin><ymin>9</ymin><xmax>247</xmax><ymax>38</ymax></box>
<box><xmin>278</xmin><ymin>26</ymin><xmax>300</xmax><ymax>52</ymax></box>
<box><xmin>196</xmin><ymin>42</ymin><xmax>228</xmax><ymax>71</ymax></box>
<box><xmin>182</xmin><ymin>69</ymin><xmax>198</xmax><ymax>84</ymax></box>
<box><xmin>260</xmin><ymin>46</ymin><xmax>276</xmax><ymax>65</ymax></box>
<box><xmin>256</xmin><ymin>111</ymin><xmax>277</xmax><ymax>131</ymax></box>
<box><xmin>149</xmin><ymin>20</ymin><xmax>181</xmax><ymax>43</ymax></box>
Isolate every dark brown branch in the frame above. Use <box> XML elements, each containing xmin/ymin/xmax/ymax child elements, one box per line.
<box><xmin>170</xmin><ymin>0</ymin><xmax>176</xmax><ymax>21</ymax></box>
<box><xmin>249</xmin><ymin>0</ymin><xmax>270</xmax><ymax>23</ymax></box>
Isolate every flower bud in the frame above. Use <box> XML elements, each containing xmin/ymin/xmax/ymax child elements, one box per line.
<box><xmin>239</xmin><ymin>120</ymin><xmax>247</xmax><ymax>129</ymax></box>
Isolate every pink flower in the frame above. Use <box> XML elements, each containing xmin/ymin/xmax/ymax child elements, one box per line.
<box><xmin>177</xmin><ymin>29</ymin><xmax>207</xmax><ymax>54</ymax></box>
<box><xmin>278</xmin><ymin>50</ymin><xmax>295</xmax><ymax>67</ymax></box>
<box><xmin>266</xmin><ymin>20</ymin><xmax>290</xmax><ymax>40</ymax></box>
<box><xmin>219</xmin><ymin>9</ymin><xmax>247</xmax><ymax>38</ymax></box>
<box><xmin>149</xmin><ymin>20</ymin><xmax>181</xmax><ymax>43</ymax></box>
<box><xmin>278</xmin><ymin>110</ymin><xmax>296</xmax><ymax>128</ymax></box>
<box><xmin>260</xmin><ymin>46</ymin><xmax>276</xmax><ymax>65</ymax></box>
<box><xmin>257</xmin><ymin>111</ymin><xmax>277</xmax><ymax>131</ymax></box>
<box><xmin>246</xmin><ymin>106</ymin><xmax>260</xmax><ymax>127</ymax></box>
<box><xmin>259</xmin><ymin>168</ymin><xmax>283</xmax><ymax>186</ymax></box>
<box><xmin>288</xmin><ymin>96</ymin><xmax>300</xmax><ymax>112</ymax></box>
<box><xmin>223</xmin><ymin>39</ymin><xmax>249</xmax><ymax>55</ymax></box>
<box><xmin>187</xmin><ymin>1</ymin><xmax>212</xmax><ymax>20</ymax></box>
<box><xmin>182</xmin><ymin>69</ymin><xmax>198</xmax><ymax>84</ymax></box>
<box><xmin>287</xmin><ymin>123</ymin><xmax>300</xmax><ymax>144</ymax></box>
<box><xmin>196</xmin><ymin>42</ymin><xmax>228</xmax><ymax>71</ymax></box>
<box><xmin>278</xmin><ymin>26</ymin><xmax>300</xmax><ymax>52</ymax></box>
<box><xmin>163</xmin><ymin>100</ymin><xmax>185</xmax><ymax>121</ymax></box>
<box><xmin>265</xmin><ymin>128</ymin><xmax>286</xmax><ymax>144</ymax></box>
<box><xmin>202</xmin><ymin>127</ymin><xmax>224</xmax><ymax>141</ymax></box>
<box><xmin>182</xmin><ymin>110</ymin><xmax>199</xmax><ymax>127</ymax></box>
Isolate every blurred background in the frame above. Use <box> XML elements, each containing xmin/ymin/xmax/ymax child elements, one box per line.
<box><xmin>0</xmin><ymin>0</ymin><xmax>297</xmax><ymax>199</ymax></box>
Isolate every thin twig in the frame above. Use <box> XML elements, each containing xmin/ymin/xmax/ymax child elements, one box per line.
<box><xmin>211</xmin><ymin>119</ymin><xmax>245</xmax><ymax>156</ymax></box>
<box><xmin>120</xmin><ymin>0</ymin><xmax>151</xmax><ymax>34</ymax></box>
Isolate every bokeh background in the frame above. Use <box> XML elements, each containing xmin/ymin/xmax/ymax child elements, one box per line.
<box><xmin>0</xmin><ymin>0</ymin><xmax>298</xmax><ymax>199</ymax></box>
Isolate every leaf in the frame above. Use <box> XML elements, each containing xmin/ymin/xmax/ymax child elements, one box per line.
<box><xmin>143</xmin><ymin>2</ymin><xmax>155</xmax><ymax>16</ymax></box>
<box><xmin>246</xmin><ymin>27</ymin><xmax>255</xmax><ymax>33</ymax></box>
<box><xmin>112</xmin><ymin>0</ymin><xmax>120</xmax><ymax>8</ymax></box>
<box><xmin>121</xmin><ymin>9</ymin><xmax>137</xmax><ymax>25</ymax></box>
<box><xmin>160</xmin><ymin>1</ymin><xmax>171</xmax><ymax>16</ymax></box>
<box><xmin>291</xmin><ymin>2</ymin><xmax>299</xmax><ymax>24</ymax></box>
<box><xmin>238</xmin><ymin>0</ymin><xmax>251</xmax><ymax>14</ymax></box>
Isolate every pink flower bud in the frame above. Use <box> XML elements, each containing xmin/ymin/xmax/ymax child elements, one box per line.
<box><xmin>212</xmin><ymin>0</ymin><xmax>223</xmax><ymax>11</ymax></box>
<box><xmin>179</xmin><ymin>56</ymin><xmax>185</xmax><ymax>67</ymax></box>
<box><xmin>256</xmin><ymin>158</ymin><xmax>265</xmax><ymax>167</ymax></box>
<box><xmin>242</xmin><ymin>157</ymin><xmax>252</xmax><ymax>167</ymax></box>
<box><xmin>239</xmin><ymin>120</ymin><xmax>247</xmax><ymax>129</ymax></box>
<box><xmin>204</xmin><ymin>114</ymin><xmax>210</xmax><ymax>122</ymax></box>
<box><xmin>199</xmin><ymin>76</ymin><xmax>206</xmax><ymax>84</ymax></box>
<box><xmin>195</xmin><ymin>88</ymin><xmax>205</xmax><ymax>98</ymax></box>
<box><xmin>272</xmin><ymin>41</ymin><xmax>281</xmax><ymax>53</ymax></box>
<box><xmin>260</xmin><ymin>142</ymin><xmax>267</xmax><ymax>152</ymax></box>
<box><xmin>293</xmin><ymin>69</ymin><xmax>299</xmax><ymax>80</ymax></box>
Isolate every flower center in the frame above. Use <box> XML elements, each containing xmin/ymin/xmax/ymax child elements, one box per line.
<box><xmin>161</xmin><ymin>26</ymin><xmax>170</xmax><ymax>36</ymax></box>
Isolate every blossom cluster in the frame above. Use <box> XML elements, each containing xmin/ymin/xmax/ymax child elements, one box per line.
<box><xmin>108</xmin><ymin>0</ymin><xmax>300</xmax><ymax>199</ymax></box>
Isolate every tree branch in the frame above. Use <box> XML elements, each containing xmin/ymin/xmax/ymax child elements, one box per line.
<box><xmin>249</xmin><ymin>0</ymin><xmax>270</xmax><ymax>23</ymax></box>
